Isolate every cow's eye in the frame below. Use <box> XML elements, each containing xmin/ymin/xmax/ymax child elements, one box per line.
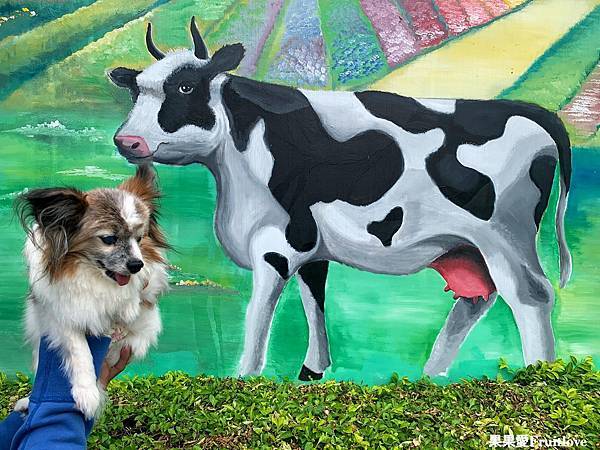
<box><xmin>100</xmin><ymin>235</ymin><xmax>118</xmax><ymax>245</ymax></box>
<box><xmin>178</xmin><ymin>84</ymin><xmax>194</xmax><ymax>94</ymax></box>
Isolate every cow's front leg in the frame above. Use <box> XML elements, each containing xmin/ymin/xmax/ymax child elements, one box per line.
<box><xmin>297</xmin><ymin>261</ymin><xmax>331</xmax><ymax>380</ymax></box>
<box><xmin>238</xmin><ymin>252</ymin><xmax>288</xmax><ymax>376</ymax></box>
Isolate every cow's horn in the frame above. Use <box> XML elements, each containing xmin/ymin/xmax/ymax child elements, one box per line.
<box><xmin>146</xmin><ymin>23</ymin><xmax>165</xmax><ymax>60</ymax></box>
<box><xmin>190</xmin><ymin>16</ymin><xmax>208</xmax><ymax>59</ymax></box>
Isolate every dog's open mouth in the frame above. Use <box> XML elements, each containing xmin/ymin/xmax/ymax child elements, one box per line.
<box><xmin>105</xmin><ymin>270</ymin><xmax>131</xmax><ymax>286</ymax></box>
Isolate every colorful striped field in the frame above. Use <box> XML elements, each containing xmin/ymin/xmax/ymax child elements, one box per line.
<box><xmin>372</xmin><ymin>0</ymin><xmax>599</xmax><ymax>99</ymax></box>
<box><xmin>2</xmin><ymin>0</ymin><xmax>540</xmax><ymax>106</ymax></box>
<box><xmin>1</xmin><ymin>0</ymin><xmax>599</xmax><ymax>146</ymax></box>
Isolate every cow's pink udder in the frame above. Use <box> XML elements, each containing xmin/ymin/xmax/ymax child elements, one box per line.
<box><xmin>428</xmin><ymin>246</ymin><xmax>496</xmax><ymax>302</ymax></box>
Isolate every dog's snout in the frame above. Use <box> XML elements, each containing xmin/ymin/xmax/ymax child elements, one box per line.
<box><xmin>126</xmin><ymin>259</ymin><xmax>144</xmax><ymax>274</ymax></box>
<box><xmin>114</xmin><ymin>135</ymin><xmax>150</xmax><ymax>158</ymax></box>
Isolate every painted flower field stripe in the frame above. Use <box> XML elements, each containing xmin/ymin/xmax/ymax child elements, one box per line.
<box><xmin>244</xmin><ymin>0</ymin><xmax>284</xmax><ymax>77</ymax></box>
<box><xmin>559</xmin><ymin>62</ymin><xmax>600</xmax><ymax>137</ymax></box>
<box><xmin>458</xmin><ymin>0</ymin><xmax>492</xmax><ymax>26</ymax></box>
<box><xmin>360</xmin><ymin>0</ymin><xmax>420</xmax><ymax>67</ymax></box>
<box><xmin>253</xmin><ymin>0</ymin><xmax>290</xmax><ymax>81</ymax></box>
<box><xmin>435</xmin><ymin>0</ymin><xmax>470</xmax><ymax>34</ymax></box>
<box><xmin>502</xmin><ymin>0</ymin><xmax>527</xmax><ymax>7</ymax></box>
<box><xmin>264</xmin><ymin>0</ymin><xmax>329</xmax><ymax>87</ymax></box>
<box><xmin>399</xmin><ymin>0</ymin><xmax>448</xmax><ymax>48</ymax></box>
<box><xmin>372</xmin><ymin>0</ymin><xmax>599</xmax><ymax>99</ymax></box>
<box><xmin>318</xmin><ymin>0</ymin><xmax>388</xmax><ymax>89</ymax></box>
<box><xmin>208</xmin><ymin>0</ymin><xmax>284</xmax><ymax>77</ymax></box>
<box><xmin>481</xmin><ymin>0</ymin><xmax>508</xmax><ymax>17</ymax></box>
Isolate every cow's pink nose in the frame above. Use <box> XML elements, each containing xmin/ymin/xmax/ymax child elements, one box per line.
<box><xmin>114</xmin><ymin>135</ymin><xmax>150</xmax><ymax>157</ymax></box>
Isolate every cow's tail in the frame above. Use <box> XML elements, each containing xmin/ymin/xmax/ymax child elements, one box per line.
<box><xmin>556</xmin><ymin>171</ymin><xmax>572</xmax><ymax>288</ymax></box>
<box><xmin>540</xmin><ymin>111</ymin><xmax>572</xmax><ymax>288</ymax></box>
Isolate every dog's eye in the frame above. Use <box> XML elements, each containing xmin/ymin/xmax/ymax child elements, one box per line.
<box><xmin>136</xmin><ymin>236</ymin><xmax>142</xmax><ymax>243</ymax></box>
<box><xmin>100</xmin><ymin>235</ymin><xmax>117</xmax><ymax>245</ymax></box>
<box><xmin>178</xmin><ymin>84</ymin><xmax>194</xmax><ymax>95</ymax></box>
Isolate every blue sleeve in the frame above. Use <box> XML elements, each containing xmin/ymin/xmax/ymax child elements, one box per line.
<box><xmin>0</xmin><ymin>335</ymin><xmax>110</xmax><ymax>450</ymax></box>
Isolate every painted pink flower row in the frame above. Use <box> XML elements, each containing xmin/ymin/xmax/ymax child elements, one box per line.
<box><xmin>361</xmin><ymin>0</ymin><xmax>511</xmax><ymax>67</ymax></box>
<box><xmin>359</xmin><ymin>0</ymin><xmax>419</xmax><ymax>67</ymax></box>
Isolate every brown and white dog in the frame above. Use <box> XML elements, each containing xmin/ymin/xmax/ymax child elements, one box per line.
<box><xmin>14</xmin><ymin>165</ymin><xmax>169</xmax><ymax>418</ymax></box>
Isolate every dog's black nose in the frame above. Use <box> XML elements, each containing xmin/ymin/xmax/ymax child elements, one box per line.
<box><xmin>126</xmin><ymin>259</ymin><xmax>144</xmax><ymax>274</ymax></box>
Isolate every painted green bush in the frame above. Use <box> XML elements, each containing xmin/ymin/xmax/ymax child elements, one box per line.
<box><xmin>1</xmin><ymin>0</ymin><xmax>237</xmax><ymax>111</ymax></box>
<box><xmin>0</xmin><ymin>1</ymin><xmax>96</xmax><ymax>41</ymax></box>
<box><xmin>500</xmin><ymin>6</ymin><xmax>600</xmax><ymax>111</ymax></box>
<box><xmin>2</xmin><ymin>358</ymin><xmax>598</xmax><ymax>449</ymax></box>
<box><xmin>0</xmin><ymin>0</ymin><xmax>161</xmax><ymax>97</ymax></box>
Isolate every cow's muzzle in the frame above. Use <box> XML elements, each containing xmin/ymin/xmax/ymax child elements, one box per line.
<box><xmin>114</xmin><ymin>135</ymin><xmax>151</xmax><ymax>159</ymax></box>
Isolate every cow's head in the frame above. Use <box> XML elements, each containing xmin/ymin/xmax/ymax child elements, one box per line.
<box><xmin>108</xmin><ymin>18</ymin><xmax>244</xmax><ymax>165</ymax></box>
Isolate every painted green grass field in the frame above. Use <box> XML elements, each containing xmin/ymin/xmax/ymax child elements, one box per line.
<box><xmin>0</xmin><ymin>0</ymin><xmax>599</xmax><ymax>388</ymax></box>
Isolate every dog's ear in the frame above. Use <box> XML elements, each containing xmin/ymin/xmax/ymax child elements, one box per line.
<box><xmin>17</xmin><ymin>187</ymin><xmax>87</xmax><ymax>232</ymax></box>
<box><xmin>119</xmin><ymin>164</ymin><xmax>169</xmax><ymax>249</ymax></box>
<box><xmin>16</xmin><ymin>187</ymin><xmax>88</xmax><ymax>279</ymax></box>
<box><xmin>119</xmin><ymin>164</ymin><xmax>158</xmax><ymax>207</ymax></box>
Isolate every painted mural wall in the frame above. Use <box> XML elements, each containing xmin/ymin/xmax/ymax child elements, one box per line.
<box><xmin>0</xmin><ymin>0</ymin><xmax>599</xmax><ymax>384</ymax></box>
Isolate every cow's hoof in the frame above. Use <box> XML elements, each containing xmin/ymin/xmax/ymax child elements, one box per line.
<box><xmin>299</xmin><ymin>365</ymin><xmax>323</xmax><ymax>381</ymax></box>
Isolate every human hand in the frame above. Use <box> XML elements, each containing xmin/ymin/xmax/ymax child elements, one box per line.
<box><xmin>99</xmin><ymin>346</ymin><xmax>132</xmax><ymax>390</ymax></box>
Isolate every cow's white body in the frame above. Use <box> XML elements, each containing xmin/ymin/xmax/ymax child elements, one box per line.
<box><xmin>110</xmin><ymin>39</ymin><xmax>572</xmax><ymax>379</ymax></box>
<box><xmin>215</xmin><ymin>86</ymin><xmax>555</xmax><ymax>276</ymax></box>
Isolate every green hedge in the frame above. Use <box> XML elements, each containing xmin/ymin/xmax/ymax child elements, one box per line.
<box><xmin>1</xmin><ymin>357</ymin><xmax>598</xmax><ymax>449</ymax></box>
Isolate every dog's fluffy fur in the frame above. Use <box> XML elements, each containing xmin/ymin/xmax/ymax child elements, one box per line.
<box><xmin>15</xmin><ymin>165</ymin><xmax>169</xmax><ymax>418</ymax></box>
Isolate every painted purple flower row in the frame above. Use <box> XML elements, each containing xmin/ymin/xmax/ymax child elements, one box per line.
<box><xmin>266</xmin><ymin>0</ymin><xmax>328</xmax><ymax>87</ymax></box>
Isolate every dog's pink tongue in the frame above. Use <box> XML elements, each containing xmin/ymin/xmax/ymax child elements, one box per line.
<box><xmin>115</xmin><ymin>273</ymin><xmax>130</xmax><ymax>286</ymax></box>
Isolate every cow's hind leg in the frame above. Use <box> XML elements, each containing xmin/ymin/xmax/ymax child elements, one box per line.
<box><xmin>480</xmin><ymin>240</ymin><xmax>555</xmax><ymax>365</ymax></box>
<box><xmin>424</xmin><ymin>293</ymin><xmax>497</xmax><ymax>377</ymax></box>
<box><xmin>297</xmin><ymin>261</ymin><xmax>331</xmax><ymax>380</ymax></box>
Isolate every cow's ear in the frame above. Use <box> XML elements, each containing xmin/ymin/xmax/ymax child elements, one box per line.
<box><xmin>209</xmin><ymin>43</ymin><xmax>245</xmax><ymax>74</ymax></box>
<box><xmin>108</xmin><ymin>67</ymin><xmax>141</xmax><ymax>89</ymax></box>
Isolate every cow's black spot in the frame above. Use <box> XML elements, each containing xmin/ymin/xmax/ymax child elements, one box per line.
<box><xmin>158</xmin><ymin>65</ymin><xmax>216</xmax><ymax>133</ymax></box>
<box><xmin>223</xmin><ymin>76</ymin><xmax>405</xmax><ymax>252</ymax></box>
<box><xmin>367</xmin><ymin>207</ymin><xmax>404</xmax><ymax>247</ymax></box>
<box><xmin>299</xmin><ymin>364</ymin><xmax>323</xmax><ymax>381</ymax></box>
<box><xmin>356</xmin><ymin>92</ymin><xmax>496</xmax><ymax>220</ymax></box>
<box><xmin>264</xmin><ymin>252</ymin><xmax>289</xmax><ymax>279</ymax></box>
<box><xmin>529</xmin><ymin>155</ymin><xmax>557</xmax><ymax>228</ymax></box>
<box><xmin>223</xmin><ymin>77</ymin><xmax>308</xmax><ymax>152</ymax></box>
<box><xmin>356</xmin><ymin>92</ymin><xmax>571</xmax><ymax>220</ymax></box>
<box><xmin>298</xmin><ymin>260</ymin><xmax>329</xmax><ymax>312</ymax></box>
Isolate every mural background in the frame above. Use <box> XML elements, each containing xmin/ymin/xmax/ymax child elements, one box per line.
<box><xmin>0</xmin><ymin>0</ymin><xmax>598</xmax><ymax>384</ymax></box>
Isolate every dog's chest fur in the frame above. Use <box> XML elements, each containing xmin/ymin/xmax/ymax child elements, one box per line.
<box><xmin>25</xmin><ymin>233</ymin><xmax>166</xmax><ymax>337</ymax></box>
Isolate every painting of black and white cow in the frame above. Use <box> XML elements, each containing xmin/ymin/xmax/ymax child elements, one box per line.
<box><xmin>109</xmin><ymin>19</ymin><xmax>572</xmax><ymax>380</ymax></box>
